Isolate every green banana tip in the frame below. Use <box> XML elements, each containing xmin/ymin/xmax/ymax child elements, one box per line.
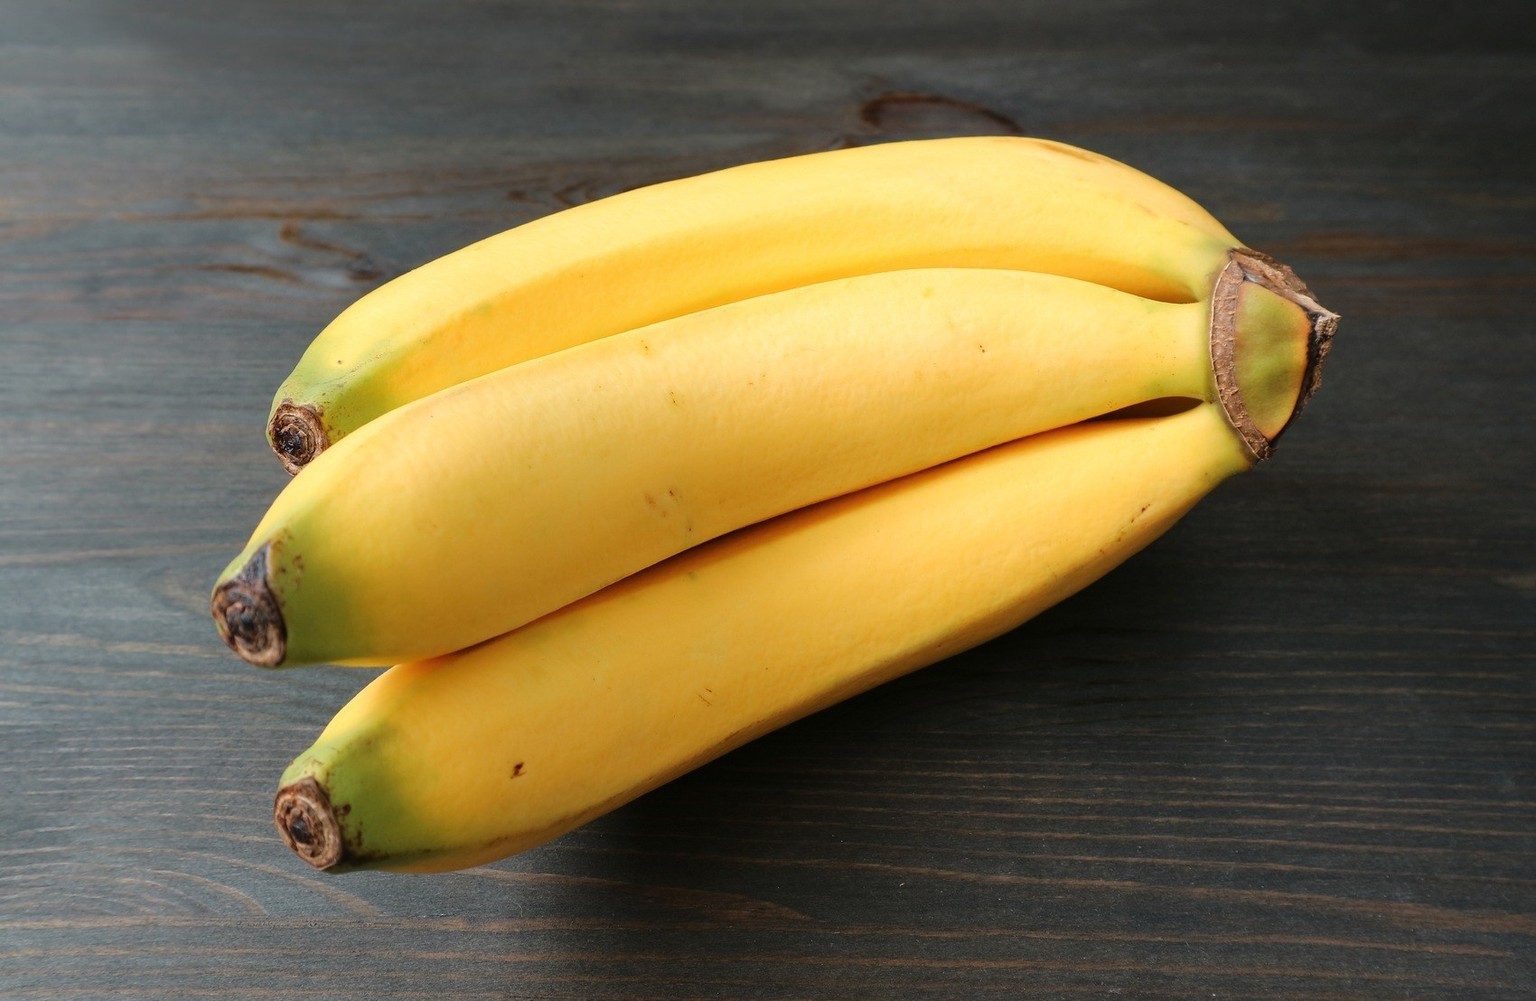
<box><xmin>274</xmin><ymin>776</ymin><xmax>346</xmax><ymax>870</ymax></box>
<box><xmin>212</xmin><ymin>542</ymin><xmax>287</xmax><ymax>668</ymax></box>
<box><xmin>268</xmin><ymin>401</ymin><xmax>328</xmax><ymax>475</ymax></box>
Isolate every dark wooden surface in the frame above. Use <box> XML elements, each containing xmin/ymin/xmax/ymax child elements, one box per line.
<box><xmin>3</xmin><ymin>1</ymin><xmax>1533</xmax><ymax>997</ymax></box>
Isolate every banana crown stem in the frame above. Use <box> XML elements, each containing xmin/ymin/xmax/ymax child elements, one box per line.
<box><xmin>1209</xmin><ymin>249</ymin><xmax>1339</xmax><ymax>462</ymax></box>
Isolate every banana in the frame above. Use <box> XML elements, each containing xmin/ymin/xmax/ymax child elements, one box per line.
<box><xmin>266</xmin><ymin>136</ymin><xmax>1242</xmax><ymax>473</ymax></box>
<box><xmin>214</xmin><ymin>257</ymin><xmax>1328</xmax><ymax>670</ymax></box>
<box><xmin>274</xmin><ymin>402</ymin><xmax>1268</xmax><ymax>873</ymax></box>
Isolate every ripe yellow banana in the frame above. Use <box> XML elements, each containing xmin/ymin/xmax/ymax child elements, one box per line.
<box><xmin>214</xmin><ymin>260</ymin><xmax>1320</xmax><ymax>670</ymax></box>
<box><xmin>274</xmin><ymin>402</ymin><xmax>1266</xmax><ymax>873</ymax></box>
<box><xmin>266</xmin><ymin>136</ymin><xmax>1241</xmax><ymax>472</ymax></box>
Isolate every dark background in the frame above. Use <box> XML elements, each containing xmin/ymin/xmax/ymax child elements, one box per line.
<box><xmin>2</xmin><ymin>1</ymin><xmax>1533</xmax><ymax>997</ymax></box>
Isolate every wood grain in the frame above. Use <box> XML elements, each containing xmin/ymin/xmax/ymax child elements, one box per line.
<box><xmin>2</xmin><ymin>0</ymin><xmax>1533</xmax><ymax>998</ymax></box>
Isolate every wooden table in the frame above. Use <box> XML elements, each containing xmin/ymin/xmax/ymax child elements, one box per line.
<box><xmin>3</xmin><ymin>1</ymin><xmax>1532</xmax><ymax>997</ymax></box>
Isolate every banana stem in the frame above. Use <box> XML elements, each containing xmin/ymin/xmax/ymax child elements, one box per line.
<box><xmin>273</xmin><ymin>777</ymin><xmax>345</xmax><ymax>869</ymax></box>
<box><xmin>268</xmin><ymin>401</ymin><xmax>328</xmax><ymax>476</ymax></box>
<box><xmin>1209</xmin><ymin>248</ymin><xmax>1338</xmax><ymax>462</ymax></box>
<box><xmin>211</xmin><ymin>543</ymin><xmax>286</xmax><ymax>667</ymax></box>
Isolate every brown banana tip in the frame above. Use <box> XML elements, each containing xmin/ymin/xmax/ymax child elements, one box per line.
<box><xmin>211</xmin><ymin>543</ymin><xmax>286</xmax><ymax>668</ymax></box>
<box><xmin>268</xmin><ymin>402</ymin><xmax>328</xmax><ymax>476</ymax></box>
<box><xmin>274</xmin><ymin>776</ymin><xmax>345</xmax><ymax>870</ymax></box>
<box><xmin>1210</xmin><ymin>248</ymin><xmax>1340</xmax><ymax>463</ymax></box>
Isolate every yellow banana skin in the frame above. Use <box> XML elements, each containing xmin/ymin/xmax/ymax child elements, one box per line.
<box><xmin>266</xmin><ymin>136</ymin><xmax>1239</xmax><ymax>472</ymax></box>
<box><xmin>274</xmin><ymin>404</ymin><xmax>1256</xmax><ymax>873</ymax></box>
<box><xmin>215</xmin><ymin>268</ymin><xmax>1242</xmax><ymax>669</ymax></box>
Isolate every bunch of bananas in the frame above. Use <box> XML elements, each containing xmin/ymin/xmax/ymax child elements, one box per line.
<box><xmin>210</xmin><ymin>136</ymin><xmax>1336</xmax><ymax>873</ymax></box>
